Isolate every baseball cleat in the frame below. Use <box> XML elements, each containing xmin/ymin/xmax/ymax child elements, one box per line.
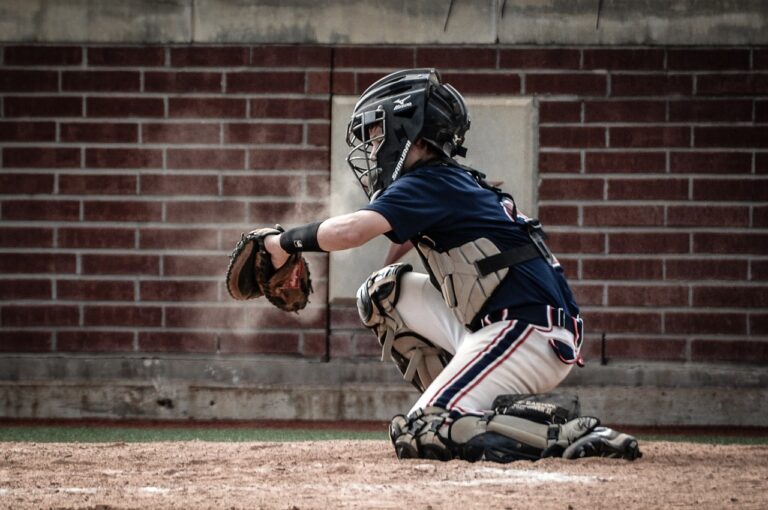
<box><xmin>562</xmin><ymin>426</ymin><xmax>642</xmax><ymax>461</ymax></box>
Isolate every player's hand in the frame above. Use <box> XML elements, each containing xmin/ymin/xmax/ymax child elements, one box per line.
<box><xmin>264</xmin><ymin>233</ymin><xmax>290</xmax><ymax>269</ymax></box>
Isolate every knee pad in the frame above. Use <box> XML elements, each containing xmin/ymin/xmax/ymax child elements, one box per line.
<box><xmin>357</xmin><ymin>264</ymin><xmax>451</xmax><ymax>392</ymax></box>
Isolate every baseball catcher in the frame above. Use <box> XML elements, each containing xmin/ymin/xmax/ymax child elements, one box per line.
<box><xmin>233</xmin><ymin>68</ymin><xmax>641</xmax><ymax>462</ymax></box>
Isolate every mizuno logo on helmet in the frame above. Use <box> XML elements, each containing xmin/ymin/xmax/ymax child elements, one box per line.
<box><xmin>393</xmin><ymin>94</ymin><xmax>413</xmax><ymax>112</ymax></box>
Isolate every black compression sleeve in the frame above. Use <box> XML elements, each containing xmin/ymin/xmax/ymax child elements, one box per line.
<box><xmin>279</xmin><ymin>221</ymin><xmax>325</xmax><ymax>253</ymax></box>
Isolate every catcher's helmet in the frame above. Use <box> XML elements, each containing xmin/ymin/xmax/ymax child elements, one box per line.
<box><xmin>346</xmin><ymin>68</ymin><xmax>470</xmax><ymax>201</ymax></box>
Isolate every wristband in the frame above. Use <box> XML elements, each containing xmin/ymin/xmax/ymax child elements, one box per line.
<box><xmin>279</xmin><ymin>221</ymin><xmax>325</xmax><ymax>253</ymax></box>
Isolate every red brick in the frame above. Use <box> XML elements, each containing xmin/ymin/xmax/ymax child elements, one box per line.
<box><xmin>248</xmin><ymin>201</ymin><xmax>327</xmax><ymax>224</ymax></box>
<box><xmin>569</xmin><ymin>283</ymin><xmax>603</xmax><ymax>306</ymax></box>
<box><xmin>0</xmin><ymin>121</ymin><xmax>55</xmax><ymax>142</ymax></box>
<box><xmin>585</xmin><ymin>100</ymin><xmax>665</xmax><ymax>123</ymax></box>
<box><xmin>592</xmin><ymin>338</ymin><xmax>686</xmax><ymax>362</ymax></box>
<box><xmin>163</xmin><ymin>255</ymin><xmax>224</xmax><ymax>277</ymax></box>
<box><xmin>167</xmin><ymin>149</ymin><xmax>245</xmax><ymax>169</ymax></box>
<box><xmin>583</xmin><ymin>49</ymin><xmax>663</xmax><ymax>70</ymax></box>
<box><xmin>666</xmin><ymin>258</ymin><xmax>747</xmax><ymax>281</ymax></box>
<box><xmin>759</xmin><ymin>154</ymin><xmax>768</xmax><ymax>174</ymax></box>
<box><xmin>1</xmin><ymin>200</ymin><xmax>79</xmax><ymax>222</ymax></box>
<box><xmin>250</xmin><ymin>149</ymin><xmax>328</xmax><ymax>170</ymax></box>
<box><xmin>608</xmin><ymin>285</ymin><xmax>688</xmax><ymax>307</ymax></box>
<box><xmin>329</xmin><ymin>332</ymin><xmax>353</xmax><ymax>358</ymax></box>
<box><xmin>610</xmin><ymin>126</ymin><xmax>689</xmax><ymax>148</ymax></box>
<box><xmin>611</xmin><ymin>74</ymin><xmax>692</xmax><ymax>96</ymax></box>
<box><xmin>307</xmin><ymin>124</ymin><xmax>329</xmax><ymax>147</ymax></box>
<box><xmin>305</xmin><ymin>175</ymin><xmax>329</xmax><ymax>200</ymax></box>
<box><xmin>695</xmin><ymin>127</ymin><xmax>768</xmax><ymax>148</ymax></box>
<box><xmin>62</xmin><ymin>71</ymin><xmax>140</xmax><ymax>92</ymax></box>
<box><xmin>139</xmin><ymin>174</ymin><xmax>218</xmax><ymax>195</ymax></box>
<box><xmin>752</xmin><ymin>314</ymin><xmax>768</xmax><ymax>334</ymax></box>
<box><xmin>224</xmin><ymin>123</ymin><xmax>302</xmax><ymax>144</ymax></box>
<box><xmin>169</xmin><ymin>97</ymin><xmax>246</xmax><ymax>118</ymax></box>
<box><xmin>756</xmin><ymin>205</ymin><xmax>768</xmax><ymax>227</ymax></box>
<box><xmin>586</xmin><ymin>152</ymin><xmax>665</xmax><ymax>174</ymax></box>
<box><xmin>668</xmin><ymin>205</ymin><xmax>749</xmax><ymax>227</ymax></box>
<box><xmin>694</xmin><ymin>233</ymin><xmax>768</xmax><ymax>255</ymax></box>
<box><xmin>539</xmin><ymin>178</ymin><xmax>603</xmax><ymax>200</ymax></box>
<box><xmin>86</xmin><ymin>148</ymin><xmax>162</xmax><ymax>169</ymax></box>
<box><xmin>165</xmin><ymin>201</ymin><xmax>247</xmax><ymax>224</ymax></box>
<box><xmin>757</xmin><ymin>101</ymin><xmax>768</xmax><ymax>122</ymax></box>
<box><xmin>137</xmin><ymin>332</ymin><xmax>216</xmax><ymax>353</ymax></box>
<box><xmin>84</xmin><ymin>305</ymin><xmax>162</xmax><ymax>327</ymax></box>
<box><xmin>166</xmin><ymin>304</ymin><xmax>324</xmax><ymax>329</ymax></box>
<box><xmin>227</xmin><ymin>72</ymin><xmax>305</xmax><ymax>93</ymax></box>
<box><xmin>61</xmin><ymin>122</ymin><xmax>138</xmax><ymax>143</ymax></box>
<box><xmin>354</xmin><ymin>333</ymin><xmax>381</xmax><ymax>357</ymax></box>
<box><xmin>140</xmin><ymin>280</ymin><xmax>218</xmax><ymax>301</ymax></box>
<box><xmin>218</xmin><ymin>333</ymin><xmax>301</xmax><ymax>355</ymax></box>
<box><xmin>0</xmin><ymin>279</ymin><xmax>51</xmax><ymax>299</ymax></box>
<box><xmin>697</xmin><ymin>74</ymin><xmax>768</xmax><ymax>95</ymax></box>
<box><xmin>307</xmin><ymin>71</ymin><xmax>331</xmax><ymax>94</ymax></box>
<box><xmin>88</xmin><ymin>47</ymin><xmax>166</xmax><ymax>66</ymax></box>
<box><xmin>57</xmin><ymin>331</ymin><xmax>134</xmax><ymax>353</ymax></box>
<box><xmin>499</xmin><ymin>49</ymin><xmax>579</xmax><ymax>69</ymax></box>
<box><xmin>3</xmin><ymin>147</ymin><xmax>80</xmax><ymax>168</ymax></box>
<box><xmin>0</xmin><ymin>226</ymin><xmax>53</xmax><ymax>248</ymax></box>
<box><xmin>666</xmin><ymin>312</ymin><xmax>746</xmax><ymax>335</ymax></box>
<box><xmin>440</xmin><ymin>72</ymin><xmax>520</xmax><ymax>94</ymax></box>
<box><xmin>83</xmin><ymin>201</ymin><xmax>162</xmax><ymax>222</ymax></box>
<box><xmin>0</xmin><ymin>70</ymin><xmax>58</xmax><ymax>92</ymax></box>
<box><xmin>0</xmin><ymin>252</ymin><xmax>76</xmax><ymax>274</ymax></box>
<box><xmin>251</xmin><ymin>45</ymin><xmax>331</xmax><ymax>67</ymax></box>
<box><xmin>222</xmin><ymin>175</ymin><xmax>302</xmax><ymax>196</ymax></box>
<box><xmin>538</xmin><ymin>205</ymin><xmax>578</xmax><ymax>226</ymax></box>
<box><xmin>0</xmin><ymin>173</ymin><xmax>54</xmax><ymax>194</ymax></box>
<box><xmin>330</xmin><ymin>307</ymin><xmax>362</xmax><ymax>330</ymax></box>
<box><xmin>670</xmin><ymin>152</ymin><xmax>752</xmax><ymax>174</ymax></box>
<box><xmin>139</xmin><ymin>228</ymin><xmax>219</xmax><ymax>250</ymax></box>
<box><xmin>81</xmin><ymin>254</ymin><xmax>159</xmax><ymax>276</ymax></box>
<box><xmin>584</xmin><ymin>311</ymin><xmax>662</xmax><ymax>334</ymax></box>
<box><xmin>5</xmin><ymin>45</ymin><xmax>82</xmax><ymax>65</ymax></box>
<box><xmin>0</xmin><ymin>331</ymin><xmax>52</xmax><ymax>352</ymax></box>
<box><xmin>526</xmin><ymin>73</ymin><xmax>606</xmax><ymax>96</ymax></box>
<box><xmin>1</xmin><ymin>305</ymin><xmax>79</xmax><ymax>326</ymax></box>
<box><xmin>539</xmin><ymin>101</ymin><xmax>581</xmax><ymax>123</ymax></box>
<box><xmin>691</xmin><ymin>340</ymin><xmax>768</xmax><ymax>363</ymax></box>
<box><xmin>539</xmin><ymin>127</ymin><xmax>605</xmax><ymax>148</ymax></box>
<box><xmin>142</xmin><ymin>123</ymin><xmax>220</xmax><ymax>144</ymax></box>
<box><xmin>4</xmin><ymin>97</ymin><xmax>82</xmax><ymax>117</ymax></box>
<box><xmin>333</xmin><ymin>47</ymin><xmax>413</xmax><ymax>68</ymax></box>
<box><xmin>669</xmin><ymin>100</ymin><xmax>752</xmax><ymax>122</ymax></box>
<box><xmin>59</xmin><ymin>174</ymin><xmax>136</xmax><ymax>195</ymax></box>
<box><xmin>582</xmin><ymin>259</ymin><xmax>663</xmax><ymax>280</ymax></box>
<box><xmin>546</xmin><ymin>232</ymin><xmax>604</xmax><ymax>254</ymax></box>
<box><xmin>609</xmin><ymin>232</ymin><xmax>689</xmax><ymax>254</ymax></box>
<box><xmin>757</xmin><ymin>50</ymin><xmax>768</xmax><ymax>69</ymax></box>
<box><xmin>694</xmin><ymin>286</ymin><xmax>768</xmax><ymax>308</ymax></box>
<box><xmin>250</xmin><ymin>98</ymin><xmax>329</xmax><ymax>120</ymax></box>
<box><xmin>145</xmin><ymin>72</ymin><xmax>222</xmax><ymax>93</ymax></box>
<box><xmin>668</xmin><ymin>49</ymin><xmax>750</xmax><ymax>70</ymax></box>
<box><xmin>608</xmin><ymin>178</ymin><xmax>688</xmax><ymax>200</ymax></box>
<box><xmin>539</xmin><ymin>152</ymin><xmax>581</xmax><ymax>173</ymax></box>
<box><xmin>583</xmin><ymin>206</ymin><xmax>664</xmax><ymax>226</ymax></box>
<box><xmin>87</xmin><ymin>97</ymin><xmax>164</xmax><ymax>118</ymax></box>
<box><xmin>332</xmin><ymin>71</ymin><xmax>355</xmax><ymax>94</ymax></box>
<box><xmin>303</xmin><ymin>333</ymin><xmax>327</xmax><ymax>357</ymax></box>
<box><xmin>57</xmin><ymin>280</ymin><xmax>134</xmax><ymax>301</ymax></box>
<box><xmin>171</xmin><ymin>46</ymin><xmax>249</xmax><ymax>66</ymax></box>
<box><xmin>58</xmin><ymin>227</ymin><xmax>135</xmax><ymax>249</ymax></box>
<box><xmin>415</xmin><ymin>47</ymin><xmax>496</xmax><ymax>69</ymax></box>
<box><xmin>694</xmin><ymin>178</ymin><xmax>768</xmax><ymax>202</ymax></box>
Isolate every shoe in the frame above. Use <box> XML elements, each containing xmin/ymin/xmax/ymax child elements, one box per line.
<box><xmin>562</xmin><ymin>426</ymin><xmax>642</xmax><ymax>460</ymax></box>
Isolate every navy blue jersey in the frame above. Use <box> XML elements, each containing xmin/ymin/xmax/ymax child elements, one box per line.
<box><xmin>363</xmin><ymin>163</ymin><xmax>579</xmax><ymax>325</ymax></box>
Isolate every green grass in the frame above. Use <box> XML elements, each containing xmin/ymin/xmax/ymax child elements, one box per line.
<box><xmin>0</xmin><ymin>426</ymin><xmax>766</xmax><ymax>445</ymax></box>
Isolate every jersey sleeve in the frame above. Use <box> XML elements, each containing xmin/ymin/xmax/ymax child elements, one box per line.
<box><xmin>362</xmin><ymin>172</ymin><xmax>452</xmax><ymax>244</ymax></box>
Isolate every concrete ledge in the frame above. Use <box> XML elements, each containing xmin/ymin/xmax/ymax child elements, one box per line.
<box><xmin>2</xmin><ymin>356</ymin><xmax>766</xmax><ymax>425</ymax></box>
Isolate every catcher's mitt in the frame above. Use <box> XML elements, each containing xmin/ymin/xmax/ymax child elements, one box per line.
<box><xmin>225</xmin><ymin>226</ymin><xmax>312</xmax><ymax>312</ymax></box>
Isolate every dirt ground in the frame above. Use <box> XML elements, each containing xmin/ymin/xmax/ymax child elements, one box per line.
<box><xmin>1</xmin><ymin>440</ymin><xmax>767</xmax><ymax>510</ymax></box>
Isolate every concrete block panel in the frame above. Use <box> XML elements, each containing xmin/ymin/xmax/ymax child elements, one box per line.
<box><xmin>329</xmin><ymin>94</ymin><xmax>536</xmax><ymax>302</ymax></box>
<box><xmin>0</xmin><ymin>0</ymin><xmax>191</xmax><ymax>43</ymax></box>
<box><xmin>194</xmin><ymin>0</ymin><xmax>494</xmax><ymax>44</ymax></box>
<box><xmin>498</xmin><ymin>0</ymin><xmax>768</xmax><ymax>45</ymax></box>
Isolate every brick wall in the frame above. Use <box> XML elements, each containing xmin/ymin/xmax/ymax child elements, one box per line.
<box><xmin>1</xmin><ymin>45</ymin><xmax>766</xmax><ymax>365</ymax></box>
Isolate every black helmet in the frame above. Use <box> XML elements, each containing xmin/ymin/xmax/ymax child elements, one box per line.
<box><xmin>346</xmin><ymin>68</ymin><xmax>470</xmax><ymax>201</ymax></box>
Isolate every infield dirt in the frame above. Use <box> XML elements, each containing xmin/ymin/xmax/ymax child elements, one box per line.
<box><xmin>1</xmin><ymin>440</ymin><xmax>766</xmax><ymax>509</ymax></box>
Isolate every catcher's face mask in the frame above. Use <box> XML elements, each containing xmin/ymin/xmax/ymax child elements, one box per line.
<box><xmin>346</xmin><ymin>107</ymin><xmax>387</xmax><ymax>200</ymax></box>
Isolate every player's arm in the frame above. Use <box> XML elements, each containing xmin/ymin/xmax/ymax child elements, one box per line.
<box><xmin>264</xmin><ymin>210</ymin><xmax>392</xmax><ymax>267</ymax></box>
